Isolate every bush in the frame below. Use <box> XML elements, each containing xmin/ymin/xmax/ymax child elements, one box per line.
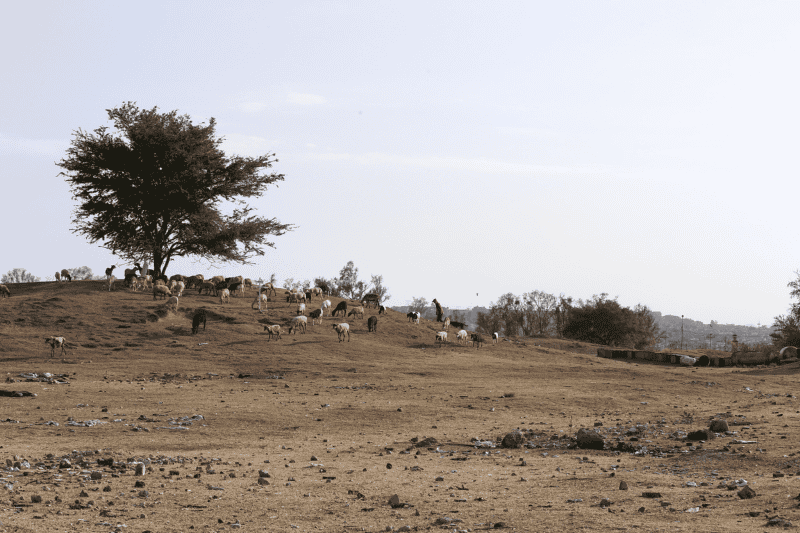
<box><xmin>1</xmin><ymin>268</ymin><xmax>41</xmax><ymax>283</ymax></box>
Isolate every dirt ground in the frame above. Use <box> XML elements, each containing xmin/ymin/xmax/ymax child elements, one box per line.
<box><xmin>1</xmin><ymin>280</ymin><xmax>799</xmax><ymax>532</ymax></box>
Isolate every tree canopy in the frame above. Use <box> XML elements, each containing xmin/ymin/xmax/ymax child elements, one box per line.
<box><xmin>58</xmin><ymin>102</ymin><xmax>293</xmax><ymax>277</ymax></box>
<box><xmin>771</xmin><ymin>270</ymin><xmax>800</xmax><ymax>349</ymax></box>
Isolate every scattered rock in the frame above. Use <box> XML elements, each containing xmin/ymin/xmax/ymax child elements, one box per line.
<box><xmin>599</xmin><ymin>498</ymin><xmax>612</xmax><ymax>507</ymax></box>
<box><xmin>576</xmin><ymin>428</ymin><xmax>605</xmax><ymax>450</ymax></box>
<box><xmin>31</xmin><ymin>494</ymin><xmax>42</xmax><ymax>503</ymax></box>
<box><xmin>257</xmin><ymin>477</ymin><xmax>270</xmax><ymax>486</ymax></box>
<box><xmin>388</xmin><ymin>494</ymin><xmax>402</xmax><ymax>508</ymax></box>
<box><xmin>135</xmin><ymin>463</ymin><xmax>146</xmax><ymax>476</ymax></box>
<box><xmin>687</xmin><ymin>429</ymin><xmax>714</xmax><ymax>441</ymax></box>
<box><xmin>738</xmin><ymin>486</ymin><xmax>756</xmax><ymax>499</ymax></box>
<box><xmin>709</xmin><ymin>419</ymin><xmax>729</xmax><ymax>432</ymax></box>
<box><xmin>641</xmin><ymin>492</ymin><xmax>662</xmax><ymax>498</ymax></box>
<box><xmin>767</xmin><ymin>517</ymin><xmax>792</xmax><ymax>527</ymax></box>
<box><xmin>501</xmin><ymin>431</ymin><xmax>524</xmax><ymax>449</ymax></box>
<box><xmin>619</xmin><ymin>481</ymin><xmax>628</xmax><ymax>490</ymax></box>
<box><xmin>90</xmin><ymin>471</ymin><xmax>102</xmax><ymax>480</ymax></box>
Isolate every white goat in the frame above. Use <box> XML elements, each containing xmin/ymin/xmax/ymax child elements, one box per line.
<box><xmin>107</xmin><ymin>276</ymin><xmax>116</xmax><ymax>292</ymax></box>
<box><xmin>321</xmin><ymin>299</ymin><xmax>332</xmax><ymax>316</ymax></box>
<box><xmin>174</xmin><ymin>280</ymin><xmax>185</xmax><ymax>297</ymax></box>
<box><xmin>288</xmin><ymin>316</ymin><xmax>308</xmax><ymax>335</ymax></box>
<box><xmin>456</xmin><ymin>330</ymin><xmax>468</xmax><ymax>344</ymax></box>
<box><xmin>252</xmin><ymin>293</ymin><xmax>269</xmax><ymax>313</ymax></box>
<box><xmin>0</xmin><ymin>284</ymin><xmax>11</xmax><ymax>298</ymax></box>
<box><xmin>414</xmin><ymin>312</ymin><xmax>421</xmax><ymax>324</ymax></box>
<box><xmin>263</xmin><ymin>324</ymin><xmax>282</xmax><ymax>341</ymax></box>
<box><xmin>219</xmin><ymin>289</ymin><xmax>231</xmax><ymax>304</ymax></box>
<box><xmin>153</xmin><ymin>285</ymin><xmax>172</xmax><ymax>300</ymax></box>
<box><xmin>492</xmin><ymin>332</ymin><xmax>499</xmax><ymax>344</ymax></box>
<box><xmin>332</xmin><ymin>323</ymin><xmax>350</xmax><ymax>342</ymax></box>
<box><xmin>443</xmin><ymin>317</ymin><xmax>451</xmax><ymax>330</ymax></box>
<box><xmin>165</xmin><ymin>296</ymin><xmax>179</xmax><ymax>312</ymax></box>
<box><xmin>45</xmin><ymin>336</ymin><xmax>67</xmax><ymax>357</ymax></box>
<box><xmin>297</xmin><ymin>303</ymin><xmax>306</xmax><ymax>316</ymax></box>
<box><xmin>435</xmin><ymin>331</ymin><xmax>448</xmax><ymax>345</ymax></box>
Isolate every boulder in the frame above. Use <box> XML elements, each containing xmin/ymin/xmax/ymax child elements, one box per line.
<box><xmin>576</xmin><ymin>428</ymin><xmax>605</xmax><ymax>450</ymax></box>
<box><xmin>687</xmin><ymin>429</ymin><xmax>714</xmax><ymax>441</ymax></box>
<box><xmin>709</xmin><ymin>419</ymin><xmax>729</xmax><ymax>432</ymax></box>
<box><xmin>501</xmin><ymin>431</ymin><xmax>525</xmax><ymax>448</ymax></box>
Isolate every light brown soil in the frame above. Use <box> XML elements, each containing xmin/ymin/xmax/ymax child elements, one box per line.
<box><xmin>1</xmin><ymin>280</ymin><xmax>799</xmax><ymax>531</ymax></box>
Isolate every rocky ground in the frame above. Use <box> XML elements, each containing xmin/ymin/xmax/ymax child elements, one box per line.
<box><xmin>1</xmin><ymin>280</ymin><xmax>799</xmax><ymax>532</ymax></box>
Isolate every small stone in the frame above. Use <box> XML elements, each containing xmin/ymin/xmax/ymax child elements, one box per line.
<box><xmin>134</xmin><ymin>480</ymin><xmax>145</xmax><ymax>488</ymax></box>
<box><xmin>386</xmin><ymin>463</ymin><xmax>392</xmax><ymax>469</ymax></box>
<box><xmin>600</xmin><ymin>498</ymin><xmax>612</xmax><ymax>507</ymax></box>
<box><xmin>31</xmin><ymin>494</ymin><xmax>42</xmax><ymax>503</ymax></box>
<box><xmin>90</xmin><ymin>472</ymin><xmax>102</xmax><ymax>480</ymax></box>
<box><xmin>619</xmin><ymin>481</ymin><xmax>628</xmax><ymax>490</ymax></box>
<box><xmin>435</xmin><ymin>476</ymin><xmax>444</xmax><ymax>482</ymax></box>
<box><xmin>687</xmin><ymin>429</ymin><xmax>714</xmax><ymax>441</ymax></box>
<box><xmin>258</xmin><ymin>470</ymin><xmax>270</xmax><ymax>478</ymax></box>
<box><xmin>102</xmin><ymin>486</ymin><xmax>111</xmax><ymax>492</ymax></box>
<box><xmin>738</xmin><ymin>486</ymin><xmax>756</xmax><ymax>499</ymax></box>
<box><xmin>388</xmin><ymin>494</ymin><xmax>401</xmax><ymax>508</ymax></box>
<box><xmin>257</xmin><ymin>477</ymin><xmax>270</xmax><ymax>486</ymax></box>
<box><xmin>641</xmin><ymin>492</ymin><xmax>662</xmax><ymax>498</ymax></box>
<box><xmin>135</xmin><ymin>463</ymin><xmax>146</xmax><ymax>476</ymax></box>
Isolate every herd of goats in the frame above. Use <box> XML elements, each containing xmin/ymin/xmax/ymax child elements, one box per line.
<box><xmin>1</xmin><ymin>264</ymin><xmax>501</xmax><ymax>357</ymax></box>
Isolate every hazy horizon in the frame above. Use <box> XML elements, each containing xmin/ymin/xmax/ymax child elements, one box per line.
<box><xmin>2</xmin><ymin>1</ymin><xmax>799</xmax><ymax>326</ymax></box>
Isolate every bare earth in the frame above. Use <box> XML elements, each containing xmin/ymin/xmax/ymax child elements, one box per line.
<box><xmin>1</xmin><ymin>281</ymin><xmax>799</xmax><ymax>532</ymax></box>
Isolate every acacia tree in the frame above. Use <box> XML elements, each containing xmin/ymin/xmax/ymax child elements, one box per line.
<box><xmin>58</xmin><ymin>102</ymin><xmax>293</xmax><ymax>278</ymax></box>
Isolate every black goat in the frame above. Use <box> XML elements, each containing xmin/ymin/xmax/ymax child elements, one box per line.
<box><xmin>191</xmin><ymin>309</ymin><xmax>207</xmax><ymax>334</ymax></box>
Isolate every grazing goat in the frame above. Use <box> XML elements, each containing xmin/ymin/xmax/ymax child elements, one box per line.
<box><xmin>450</xmin><ymin>320</ymin><xmax>466</xmax><ymax>331</ymax></box>
<box><xmin>0</xmin><ymin>284</ymin><xmax>10</xmax><ymax>298</ymax></box>
<box><xmin>456</xmin><ymin>330</ymin><xmax>468</xmax><ymax>344</ymax></box>
<box><xmin>471</xmin><ymin>333</ymin><xmax>484</xmax><ymax>348</ymax></box>
<box><xmin>367</xmin><ymin>316</ymin><xmax>378</xmax><ymax>332</ymax></box>
<box><xmin>199</xmin><ymin>281</ymin><xmax>216</xmax><ymax>295</ymax></box>
<box><xmin>309</xmin><ymin>308</ymin><xmax>322</xmax><ymax>325</ymax></box>
<box><xmin>435</xmin><ymin>331</ymin><xmax>448</xmax><ymax>345</ymax></box>
<box><xmin>105</xmin><ymin>265</ymin><xmax>116</xmax><ymax>279</ymax></box>
<box><xmin>309</xmin><ymin>287</ymin><xmax>323</xmax><ymax>299</ymax></box>
<box><xmin>297</xmin><ymin>303</ymin><xmax>306</xmax><ymax>316</ymax></box>
<box><xmin>252</xmin><ymin>293</ymin><xmax>269</xmax><ymax>313</ymax></box>
<box><xmin>191</xmin><ymin>309</ymin><xmax>207</xmax><ymax>334</ymax></box>
<box><xmin>107</xmin><ymin>276</ymin><xmax>116</xmax><ymax>292</ymax></box>
<box><xmin>492</xmin><ymin>332</ymin><xmax>500</xmax><ymax>344</ymax></box>
<box><xmin>379</xmin><ymin>305</ymin><xmax>386</xmax><ymax>315</ymax></box>
<box><xmin>166</xmin><ymin>296</ymin><xmax>179</xmax><ymax>312</ymax></box>
<box><xmin>433</xmin><ymin>298</ymin><xmax>443</xmax><ymax>322</ymax></box>
<box><xmin>55</xmin><ymin>271</ymin><xmax>61</xmax><ymax>282</ymax></box>
<box><xmin>443</xmin><ymin>317</ymin><xmax>451</xmax><ymax>331</ymax></box>
<box><xmin>414</xmin><ymin>312</ymin><xmax>421</xmax><ymax>324</ymax></box>
<box><xmin>288</xmin><ymin>316</ymin><xmax>308</xmax><ymax>335</ymax></box>
<box><xmin>321</xmin><ymin>299</ymin><xmax>331</xmax><ymax>316</ymax></box>
<box><xmin>244</xmin><ymin>278</ymin><xmax>253</xmax><ymax>292</ymax></box>
<box><xmin>407</xmin><ymin>311</ymin><xmax>416</xmax><ymax>322</ymax></box>
<box><xmin>260</xmin><ymin>282</ymin><xmax>277</xmax><ymax>297</ymax></box>
<box><xmin>228</xmin><ymin>282</ymin><xmax>244</xmax><ymax>297</ymax></box>
<box><xmin>332</xmin><ymin>323</ymin><xmax>350</xmax><ymax>342</ymax></box>
<box><xmin>362</xmin><ymin>294</ymin><xmax>380</xmax><ymax>308</ymax></box>
<box><xmin>60</xmin><ymin>269</ymin><xmax>71</xmax><ymax>282</ymax></box>
<box><xmin>45</xmin><ymin>336</ymin><xmax>67</xmax><ymax>357</ymax></box>
<box><xmin>287</xmin><ymin>292</ymin><xmax>306</xmax><ymax>304</ymax></box>
<box><xmin>185</xmin><ymin>275</ymin><xmax>202</xmax><ymax>289</ymax></box>
<box><xmin>153</xmin><ymin>285</ymin><xmax>172</xmax><ymax>300</ymax></box>
<box><xmin>219</xmin><ymin>289</ymin><xmax>231</xmax><ymax>304</ymax></box>
<box><xmin>174</xmin><ymin>280</ymin><xmax>185</xmax><ymax>297</ymax></box>
<box><xmin>210</xmin><ymin>275</ymin><xmax>225</xmax><ymax>285</ymax></box>
<box><xmin>347</xmin><ymin>306</ymin><xmax>364</xmax><ymax>319</ymax></box>
<box><xmin>332</xmin><ymin>301</ymin><xmax>348</xmax><ymax>317</ymax></box>
<box><xmin>263</xmin><ymin>325</ymin><xmax>282</xmax><ymax>341</ymax></box>
<box><xmin>170</xmin><ymin>274</ymin><xmax>186</xmax><ymax>282</ymax></box>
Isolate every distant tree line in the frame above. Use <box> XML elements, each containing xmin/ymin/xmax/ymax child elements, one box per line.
<box><xmin>269</xmin><ymin>261</ymin><xmax>390</xmax><ymax>303</ymax></box>
<box><xmin>474</xmin><ymin>290</ymin><xmax>665</xmax><ymax>350</ymax></box>
<box><xmin>1</xmin><ymin>266</ymin><xmax>105</xmax><ymax>283</ymax></box>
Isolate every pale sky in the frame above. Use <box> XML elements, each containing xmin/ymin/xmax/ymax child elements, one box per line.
<box><xmin>2</xmin><ymin>1</ymin><xmax>798</xmax><ymax>326</ymax></box>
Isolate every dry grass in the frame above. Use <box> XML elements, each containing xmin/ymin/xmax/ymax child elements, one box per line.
<box><xmin>0</xmin><ymin>280</ymin><xmax>799</xmax><ymax>531</ymax></box>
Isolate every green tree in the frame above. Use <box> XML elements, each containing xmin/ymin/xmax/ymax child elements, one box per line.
<box><xmin>522</xmin><ymin>290</ymin><xmax>557</xmax><ymax>337</ymax></box>
<box><xmin>334</xmin><ymin>261</ymin><xmax>366</xmax><ymax>299</ymax></box>
<box><xmin>58</xmin><ymin>102</ymin><xmax>293</xmax><ymax>278</ymax></box>
<box><xmin>367</xmin><ymin>274</ymin><xmax>391</xmax><ymax>304</ymax></box>
<box><xmin>408</xmin><ymin>296</ymin><xmax>429</xmax><ymax>315</ymax></box>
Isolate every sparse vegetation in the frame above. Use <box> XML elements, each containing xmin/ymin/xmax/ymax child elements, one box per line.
<box><xmin>1</xmin><ymin>268</ymin><xmax>41</xmax><ymax>283</ymax></box>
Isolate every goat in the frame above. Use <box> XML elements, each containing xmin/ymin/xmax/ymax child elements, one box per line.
<box><xmin>321</xmin><ymin>299</ymin><xmax>331</xmax><ymax>316</ymax></box>
<box><xmin>263</xmin><ymin>324</ymin><xmax>282</xmax><ymax>341</ymax></box>
<box><xmin>153</xmin><ymin>285</ymin><xmax>172</xmax><ymax>300</ymax></box>
<box><xmin>414</xmin><ymin>312</ymin><xmax>421</xmax><ymax>324</ymax></box>
<box><xmin>260</xmin><ymin>282</ymin><xmax>277</xmax><ymax>297</ymax></box>
<box><xmin>361</xmin><ymin>294</ymin><xmax>380</xmax><ymax>308</ymax></box>
<box><xmin>347</xmin><ymin>306</ymin><xmax>364</xmax><ymax>319</ymax></box>
<box><xmin>492</xmin><ymin>332</ymin><xmax>499</xmax><ymax>344</ymax></box>
<box><xmin>471</xmin><ymin>333</ymin><xmax>484</xmax><ymax>348</ymax></box>
<box><xmin>107</xmin><ymin>275</ymin><xmax>116</xmax><ymax>292</ymax></box>
<box><xmin>228</xmin><ymin>282</ymin><xmax>244</xmax><ymax>297</ymax></box>
<box><xmin>456</xmin><ymin>330</ymin><xmax>468</xmax><ymax>344</ymax></box>
<box><xmin>45</xmin><ymin>336</ymin><xmax>67</xmax><ymax>357</ymax></box>
<box><xmin>287</xmin><ymin>292</ymin><xmax>306</xmax><ymax>304</ymax></box>
<box><xmin>297</xmin><ymin>303</ymin><xmax>306</xmax><ymax>316</ymax></box>
<box><xmin>165</xmin><ymin>296</ymin><xmax>179</xmax><ymax>312</ymax></box>
<box><xmin>443</xmin><ymin>317</ymin><xmax>451</xmax><ymax>331</ymax></box>
<box><xmin>309</xmin><ymin>308</ymin><xmax>322</xmax><ymax>325</ymax></box>
<box><xmin>219</xmin><ymin>289</ymin><xmax>231</xmax><ymax>304</ymax></box>
<box><xmin>199</xmin><ymin>281</ymin><xmax>216</xmax><ymax>295</ymax></box>
<box><xmin>60</xmin><ymin>269</ymin><xmax>71</xmax><ymax>282</ymax></box>
<box><xmin>185</xmin><ymin>275</ymin><xmax>202</xmax><ymax>289</ymax></box>
<box><xmin>332</xmin><ymin>301</ymin><xmax>348</xmax><ymax>317</ymax></box>
<box><xmin>309</xmin><ymin>287</ymin><xmax>323</xmax><ymax>300</ymax></box>
<box><xmin>367</xmin><ymin>315</ymin><xmax>378</xmax><ymax>332</ymax></box>
<box><xmin>379</xmin><ymin>305</ymin><xmax>386</xmax><ymax>315</ymax></box>
<box><xmin>288</xmin><ymin>316</ymin><xmax>308</xmax><ymax>335</ymax></box>
<box><xmin>191</xmin><ymin>309</ymin><xmax>207</xmax><ymax>334</ymax></box>
<box><xmin>435</xmin><ymin>331</ymin><xmax>448</xmax><ymax>345</ymax></box>
<box><xmin>252</xmin><ymin>293</ymin><xmax>269</xmax><ymax>313</ymax></box>
<box><xmin>105</xmin><ymin>265</ymin><xmax>116</xmax><ymax>279</ymax></box>
<box><xmin>407</xmin><ymin>311</ymin><xmax>416</xmax><ymax>322</ymax></box>
<box><xmin>0</xmin><ymin>284</ymin><xmax>10</xmax><ymax>298</ymax></box>
<box><xmin>450</xmin><ymin>320</ymin><xmax>466</xmax><ymax>330</ymax></box>
<box><xmin>332</xmin><ymin>323</ymin><xmax>350</xmax><ymax>342</ymax></box>
<box><xmin>174</xmin><ymin>280</ymin><xmax>185</xmax><ymax>297</ymax></box>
